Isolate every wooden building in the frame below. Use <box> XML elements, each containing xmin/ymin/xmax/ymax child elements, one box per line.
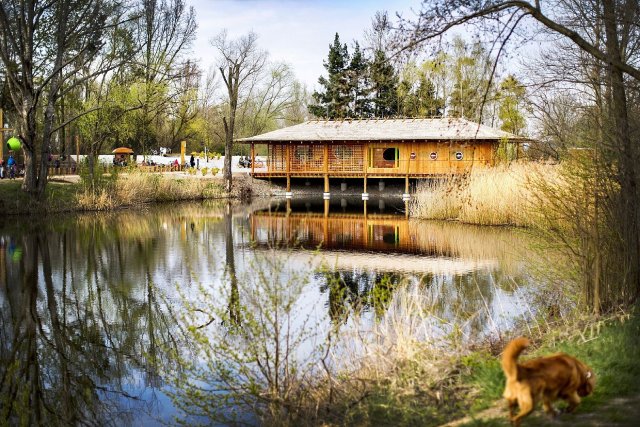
<box><xmin>238</xmin><ymin>118</ymin><xmax>524</xmax><ymax>194</ymax></box>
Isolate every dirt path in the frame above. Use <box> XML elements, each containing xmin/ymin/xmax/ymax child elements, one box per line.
<box><xmin>439</xmin><ymin>395</ymin><xmax>640</xmax><ymax>427</ymax></box>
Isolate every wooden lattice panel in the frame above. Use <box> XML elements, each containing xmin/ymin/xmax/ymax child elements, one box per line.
<box><xmin>268</xmin><ymin>145</ymin><xmax>287</xmax><ymax>172</ymax></box>
<box><xmin>291</xmin><ymin>145</ymin><xmax>324</xmax><ymax>172</ymax></box>
<box><xmin>329</xmin><ymin>144</ymin><xmax>364</xmax><ymax>172</ymax></box>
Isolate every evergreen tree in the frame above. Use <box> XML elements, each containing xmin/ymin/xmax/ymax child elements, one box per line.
<box><xmin>370</xmin><ymin>49</ymin><xmax>398</xmax><ymax>117</ymax></box>
<box><xmin>309</xmin><ymin>33</ymin><xmax>351</xmax><ymax>119</ymax></box>
<box><xmin>347</xmin><ymin>42</ymin><xmax>371</xmax><ymax>118</ymax></box>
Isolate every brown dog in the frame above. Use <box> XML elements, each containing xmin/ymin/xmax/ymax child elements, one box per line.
<box><xmin>501</xmin><ymin>337</ymin><xmax>595</xmax><ymax>426</ymax></box>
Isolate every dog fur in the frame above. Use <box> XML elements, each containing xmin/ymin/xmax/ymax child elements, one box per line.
<box><xmin>501</xmin><ymin>337</ymin><xmax>595</xmax><ymax>426</ymax></box>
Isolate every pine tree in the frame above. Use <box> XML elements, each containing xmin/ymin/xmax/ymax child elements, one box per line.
<box><xmin>309</xmin><ymin>33</ymin><xmax>351</xmax><ymax>119</ymax></box>
<box><xmin>370</xmin><ymin>49</ymin><xmax>398</xmax><ymax>118</ymax></box>
<box><xmin>347</xmin><ymin>42</ymin><xmax>371</xmax><ymax>118</ymax></box>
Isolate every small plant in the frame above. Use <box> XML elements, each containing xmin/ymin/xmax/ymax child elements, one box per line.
<box><xmin>211</xmin><ymin>167</ymin><xmax>220</xmax><ymax>175</ymax></box>
<box><xmin>201</xmin><ymin>167</ymin><xmax>208</xmax><ymax>176</ymax></box>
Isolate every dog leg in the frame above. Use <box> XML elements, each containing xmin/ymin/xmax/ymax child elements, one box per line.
<box><xmin>542</xmin><ymin>398</ymin><xmax>559</xmax><ymax>417</ymax></box>
<box><xmin>565</xmin><ymin>391</ymin><xmax>581</xmax><ymax>413</ymax></box>
<box><xmin>507</xmin><ymin>399</ymin><xmax>518</xmax><ymax>418</ymax></box>
<box><xmin>512</xmin><ymin>395</ymin><xmax>534</xmax><ymax>427</ymax></box>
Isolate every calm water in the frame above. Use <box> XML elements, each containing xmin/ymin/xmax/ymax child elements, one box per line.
<box><xmin>0</xmin><ymin>198</ymin><xmax>540</xmax><ymax>425</ymax></box>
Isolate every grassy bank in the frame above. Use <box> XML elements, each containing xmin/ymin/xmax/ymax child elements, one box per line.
<box><xmin>453</xmin><ymin>310</ymin><xmax>640</xmax><ymax>426</ymax></box>
<box><xmin>75</xmin><ymin>170</ymin><xmax>226</xmax><ymax>210</ymax></box>
<box><xmin>409</xmin><ymin>162</ymin><xmax>559</xmax><ymax>226</ymax></box>
<box><xmin>0</xmin><ymin>171</ymin><xmax>270</xmax><ymax>214</ymax></box>
<box><xmin>325</xmin><ymin>308</ymin><xmax>640</xmax><ymax>426</ymax></box>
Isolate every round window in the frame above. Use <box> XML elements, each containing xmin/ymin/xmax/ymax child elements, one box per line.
<box><xmin>455</xmin><ymin>151</ymin><xmax>463</xmax><ymax>160</ymax></box>
<box><xmin>429</xmin><ymin>152</ymin><xmax>437</xmax><ymax>160</ymax></box>
<box><xmin>383</xmin><ymin>148</ymin><xmax>397</xmax><ymax>161</ymax></box>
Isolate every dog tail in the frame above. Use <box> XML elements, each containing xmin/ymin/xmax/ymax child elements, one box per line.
<box><xmin>502</xmin><ymin>337</ymin><xmax>530</xmax><ymax>381</ymax></box>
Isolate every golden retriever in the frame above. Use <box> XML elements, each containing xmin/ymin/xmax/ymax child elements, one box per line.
<box><xmin>501</xmin><ymin>337</ymin><xmax>595</xmax><ymax>426</ymax></box>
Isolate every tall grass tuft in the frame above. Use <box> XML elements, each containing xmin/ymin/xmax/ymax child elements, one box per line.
<box><xmin>410</xmin><ymin>162</ymin><xmax>559</xmax><ymax>227</ymax></box>
<box><xmin>76</xmin><ymin>170</ymin><xmax>225</xmax><ymax>210</ymax></box>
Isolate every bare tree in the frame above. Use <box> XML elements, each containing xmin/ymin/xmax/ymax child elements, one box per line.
<box><xmin>211</xmin><ymin>30</ymin><xmax>267</xmax><ymax>193</ymax></box>
<box><xmin>404</xmin><ymin>0</ymin><xmax>640</xmax><ymax>310</ymax></box>
<box><xmin>0</xmin><ymin>0</ymin><xmax>131</xmax><ymax>199</ymax></box>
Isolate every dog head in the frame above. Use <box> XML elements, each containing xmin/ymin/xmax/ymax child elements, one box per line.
<box><xmin>578</xmin><ymin>369</ymin><xmax>596</xmax><ymax>397</ymax></box>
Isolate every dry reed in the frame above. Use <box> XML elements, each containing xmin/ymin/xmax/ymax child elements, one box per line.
<box><xmin>76</xmin><ymin>171</ymin><xmax>225</xmax><ymax>210</ymax></box>
<box><xmin>410</xmin><ymin>162</ymin><xmax>560</xmax><ymax>227</ymax></box>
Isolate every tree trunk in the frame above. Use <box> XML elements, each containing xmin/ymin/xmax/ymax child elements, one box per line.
<box><xmin>603</xmin><ymin>0</ymin><xmax>640</xmax><ymax>306</ymax></box>
<box><xmin>223</xmin><ymin>116</ymin><xmax>233</xmax><ymax>193</ymax></box>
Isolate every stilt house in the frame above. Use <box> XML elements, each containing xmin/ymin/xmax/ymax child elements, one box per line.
<box><xmin>238</xmin><ymin>118</ymin><xmax>524</xmax><ymax>192</ymax></box>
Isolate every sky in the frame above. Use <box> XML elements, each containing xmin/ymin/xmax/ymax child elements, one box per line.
<box><xmin>188</xmin><ymin>0</ymin><xmax>421</xmax><ymax>90</ymax></box>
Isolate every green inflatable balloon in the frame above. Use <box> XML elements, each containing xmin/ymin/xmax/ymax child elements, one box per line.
<box><xmin>7</xmin><ymin>137</ymin><xmax>21</xmax><ymax>151</ymax></box>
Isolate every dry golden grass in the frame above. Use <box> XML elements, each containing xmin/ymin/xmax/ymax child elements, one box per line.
<box><xmin>410</xmin><ymin>162</ymin><xmax>560</xmax><ymax>227</ymax></box>
<box><xmin>76</xmin><ymin>171</ymin><xmax>225</xmax><ymax>210</ymax></box>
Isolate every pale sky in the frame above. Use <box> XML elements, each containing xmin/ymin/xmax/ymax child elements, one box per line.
<box><xmin>188</xmin><ymin>0</ymin><xmax>421</xmax><ymax>90</ymax></box>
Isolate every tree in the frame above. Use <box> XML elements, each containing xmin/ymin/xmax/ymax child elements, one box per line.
<box><xmin>406</xmin><ymin>0</ymin><xmax>640</xmax><ymax>311</ymax></box>
<box><xmin>212</xmin><ymin>31</ymin><xmax>267</xmax><ymax>193</ymax></box>
<box><xmin>346</xmin><ymin>42</ymin><xmax>371</xmax><ymax>118</ymax></box>
<box><xmin>309</xmin><ymin>33</ymin><xmax>351</xmax><ymax>119</ymax></box>
<box><xmin>496</xmin><ymin>75</ymin><xmax>526</xmax><ymax>135</ymax></box>
<box><xmin>0</xmin><ymin>0</ymin><xmax>128</xmax><ymax>199</ymax></box>
<box><xmin>129</xmin><ymin>0</ymin><xmax>197</xmax><ymax>155</ymax></box>
<box><xmin>447</xmin><ymin>38</ymin><xmax>493</xmax><ymax>122</ymax></box>
<box><xmin>369</xmin><ymin>49</ymin><xmax>399</xmax><ymax>117</ymax></box>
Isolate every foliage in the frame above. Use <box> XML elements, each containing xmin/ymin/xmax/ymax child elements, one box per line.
<box><xmin>309</xmin><ymin>33</ymin><xmax>352</xmax><ymax>119</ymax></box>
<box><xmin>496</xmin><ymin>75</ymin><xmax>527</xmax><ymax>135</ymax></box>
<box><xmin>166</xmin><ymin>252</ymin><xmax>323</xmax><ymax>425</ymax></box>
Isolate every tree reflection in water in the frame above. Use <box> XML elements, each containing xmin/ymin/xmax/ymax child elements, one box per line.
<box><xmin>0</xmin><ymin>217</ymin><xmax>181</xmax><ymax>426</ymax></box>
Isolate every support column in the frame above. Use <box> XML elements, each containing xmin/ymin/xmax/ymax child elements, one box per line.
<box><xmin>285</xmin><ymin>145</ymin><xmax>292</xmax><ymax>198</ymax></box>
<box><xmin>362</xmin><ymin>176</ymin><xmax>368</xmax><ymax>200</ymax></box>
<box><xmin>323</xmin><ymin>144</ymin><xmax>330</xmax><ymax>199</ymax></box>
<box><xmin>250</xmin><ymin>143</ymin><xmax>255</xmax><ymax>176</ymax></box>
<box><xmin>323</xmin><ymin>175</ymin><xmax>330</xmax><ymax>199</ymax></box>
<box><xmin>403</xmin><ymin>175</ymin><xmax>410</xmax><ymax>201</ymax></box>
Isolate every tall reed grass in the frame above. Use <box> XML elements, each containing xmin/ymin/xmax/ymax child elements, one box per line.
<box><xmin>76</xmin><ymin>170</ymin><xmax>225</xmax><ymax>210</ymax></box>
<box><xmin>410</xmin><ymin>162</ymin><xmax>559</xmax><ymax>227</ymax></box>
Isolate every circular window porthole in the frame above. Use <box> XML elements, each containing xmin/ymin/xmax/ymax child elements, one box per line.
<box><xmin>455</xmin><ymin>151</ymin><xmax>463</xmax><ymax>160</ymax></box>
<box><xmin>383</xmin><ymin>148</ymin><xmax>397</xmax><ymax>161</ymax></box>
<box><xmin>429</xmin><ymin>152</ymin><xmax>437</xmax><ymax>160</ymax></box>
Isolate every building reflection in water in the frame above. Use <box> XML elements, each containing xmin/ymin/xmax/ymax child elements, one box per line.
<box><xmin>248</xmin><ymin>197</ymin><xmax>531</xmax><ymax>326</ymax></box>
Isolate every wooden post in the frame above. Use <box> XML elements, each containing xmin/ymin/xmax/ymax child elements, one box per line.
<box><xmin>405</xmin><ymin>176</ymin><xmax>409</xmax><ymax>194</ymax></box>
<box><xmin>323</xmin><ymin>143</ymin><xmax>330</xmax><ymax>198</ymax></box>
<box><xmin>75</xmin><ymin>135</ymin><xmax>80</xmax><ymax>167</ymax></box>
<box><xmin>286</xmin><ymin>144</ymin><xmax>291</xmax><ymax>192</ymax></box>
<box><xmin>252</xmin><ymin>143</ymin><xmax>257</xmax><ymax>172</ymax></box>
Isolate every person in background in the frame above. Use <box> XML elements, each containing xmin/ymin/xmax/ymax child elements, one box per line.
<box><xmin>190</xmin><ymin>155</ymin><xmax>195</xmax><ymax>168</ymax></box>
<box><xmin>0</xmin><ymin>158</ymin><xmax>4</xmax><ymax>179</ymax></box>
<box><xmin>7</xmin><ymin>154</ymin><xmax>16</xmax><ymax>179</ymax></box>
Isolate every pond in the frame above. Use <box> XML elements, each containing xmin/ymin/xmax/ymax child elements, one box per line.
<box><xmin>0</xmin><ymin>197</ymin><xmax>543</xmax><ymax>425</ymax></box>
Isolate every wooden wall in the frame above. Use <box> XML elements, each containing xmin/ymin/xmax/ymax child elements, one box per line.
<box><xmin>264</xmin><ymin>140</ymin><xmax>496</xmax><ymax>176</ymax></box>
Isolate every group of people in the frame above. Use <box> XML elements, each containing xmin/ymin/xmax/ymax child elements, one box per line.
<box><xmin>0</xmin><ymin>154</ymin><xmax>17</xmax><ymax>179</ymax></box>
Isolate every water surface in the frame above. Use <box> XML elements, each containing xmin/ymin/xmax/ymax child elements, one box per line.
<box><xmin>0</xmin><ymin>198</ymin><xmax>539</xmax><ymax>425</ymax></box>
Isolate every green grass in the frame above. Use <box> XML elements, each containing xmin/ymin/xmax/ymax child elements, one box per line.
<box><xmin>459</xmin><ymin>311</ymin><xmax>640</xmax><ymax>426</ymax></box>
<box><xmin>0</xmin><ymin>179</ymin><xmax>79</xmax><ymax>213</ymax></box>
